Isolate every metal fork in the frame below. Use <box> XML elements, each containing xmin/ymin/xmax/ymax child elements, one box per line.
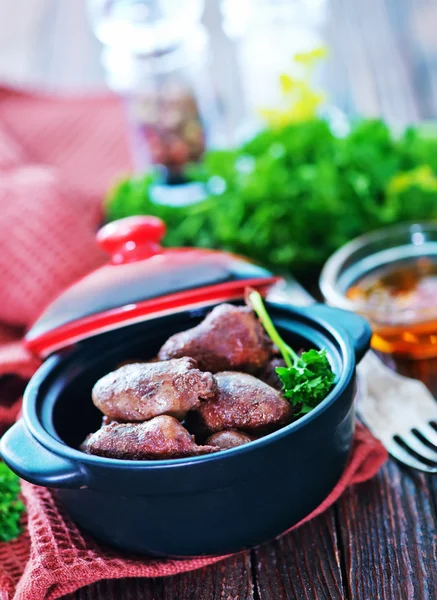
<box><xmin>357</xmin><ymin>351</ymin><xmax>437</xmax><ymax>473</ymax></box>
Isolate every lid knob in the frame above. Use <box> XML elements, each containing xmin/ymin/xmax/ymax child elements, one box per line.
<box><xmin>97</xmin><ymin>216</ymin><xmax>167</xmax><ymax>264</ymax></box>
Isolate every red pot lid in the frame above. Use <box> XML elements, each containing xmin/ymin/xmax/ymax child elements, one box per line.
<box><xmin>25</xmin><ymin>216</ymin><xmax>280</xmax><ymax>357</ymax></box>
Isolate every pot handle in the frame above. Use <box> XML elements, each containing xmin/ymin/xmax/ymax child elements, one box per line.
<box><xmin>0</xmin><ymin>420</ymin><xmax>87</xmax><ymax>489</ymax></box>
<box><xmin>303</xmin><ymin>304</ymin><xmax>372</xmax><ymax>363</ymax></box>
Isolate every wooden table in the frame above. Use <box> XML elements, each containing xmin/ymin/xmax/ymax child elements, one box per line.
<box><xmin>38</xmin><ymin>0</ymin><xmax>434</xmax><ymax>597</ymax></box>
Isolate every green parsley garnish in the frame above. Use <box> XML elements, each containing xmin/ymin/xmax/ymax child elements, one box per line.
<box><xmin>0</xmin><ymin>461</ymin><xmax>25</xmax><ymax>542</ymax></box>
<box><xmin>249</xmin><ymin>291</ymin><xmax>335</xmax><ymax>416</ymax></box>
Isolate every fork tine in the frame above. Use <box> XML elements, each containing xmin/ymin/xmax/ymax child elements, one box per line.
<box><xmin>417</xmin><ymin>424</ymin><xmax>437</xmax><ymax>448</ymax></box>
<box><xmin>398</xmin><ymin>434</ymin><xmax>437</xmax><ymax>463</ymax></box>
<box><xmin>388</xmin><ymin>440</ymin><xmax>437</xmax><ymax>473</ymax></box>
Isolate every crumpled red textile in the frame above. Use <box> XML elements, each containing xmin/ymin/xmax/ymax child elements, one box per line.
<box><xmin>0</xmin><ymin>86</ymin><xmax>130</xmax><ymax>329</ymax></box>
<box><xmin>0</xmin><ymin>423</ymin><xmax>386</xmax><ymax>600</ymax></box>
<box><xmin>0</xmin><ymin>87</ymin><xmax>388</xmax><ymax>600</ymax></box>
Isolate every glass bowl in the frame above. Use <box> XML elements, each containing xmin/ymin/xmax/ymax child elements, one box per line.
<box><xmin>320</xmin><ymin>222</ymin><xmax>437</xmax><ymax>358</ymax></box>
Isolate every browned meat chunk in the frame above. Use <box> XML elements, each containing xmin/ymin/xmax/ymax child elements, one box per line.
<box><xmin>92</xmin><ymin>357</ymin><xmax>216</xmax><ymax>422</ymax></box>
<box><xmin>158</xmin><ymin>304</ymin><xmax>273</xmax><ymax>373</ymax></box>
<box><xmin>187</xmin><ymin>371</ymin><xmax>292</xmax><ymax>435</ymax></box>
<box><xmin>82</xmin><ymin>415</ymin><xmax>219</xmax><ymax>460</ymax></box>
<box><xmin>259</xmin><ymin>357</ymin><xmax>286</xmax><ymax>391</ymax></box>
<box><xmin>206</xmin><ymin>430</ymin><xmax>254</xmax><ymax>449</ymax></box>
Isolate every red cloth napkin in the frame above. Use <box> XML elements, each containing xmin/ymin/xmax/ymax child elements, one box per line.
<box><xmin>0</xmin><ymin>87</ymin><xmax>388</xmax><ymax>600</ymax></box>
<box><xmin>0</xmin><ymin>424</ymin><xmax>386</xmax><ymax>600</ymax></box>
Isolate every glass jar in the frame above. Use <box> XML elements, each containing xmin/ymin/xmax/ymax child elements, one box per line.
<box><xmin>88</xmin><ymin>0</ymin><xmax>223</xmax><ymax>181</ymax></box>
<box><xmin>320</xmin><ymin>223</ymin><xmax>437</xmax><ymax>359</ymax></box>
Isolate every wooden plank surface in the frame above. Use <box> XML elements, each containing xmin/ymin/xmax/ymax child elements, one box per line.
<box><xmin>70</xmin><ymin>555</ymin><xmax>254</xmax><ymax>600</ymax></box>
<box><xmin>337</xmin><ymin>461</ymin><xmax>437</xmax><ymax>600</ymax></box>
<box><xmin>52</xmin><ymin>0</ymin><xmax>436</xmax><ymax>598</ymax></box>
<box><xmin>252</xmin><ymin>509</ymin><xmax>345</xmax><ymax>600</ymax></box>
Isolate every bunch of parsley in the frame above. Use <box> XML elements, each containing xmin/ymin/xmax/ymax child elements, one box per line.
<box><xmin>0</xmin><ymin>461</ymin><xmax>25</xmax><ymax>542</ymax></box>
<box><xmin>105</xmin><ymin>119</ymin><xmax>437</xmax><ymax>276</ymax></box>
<box><xmin>249</xmin><ymin>291</ymin><xmax>335</xmax><ymax>415</ymax></box>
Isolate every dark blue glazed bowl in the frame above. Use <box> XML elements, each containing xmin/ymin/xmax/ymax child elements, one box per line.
<box><xmin>1</xmin><ymin>300</ymin><xmax>371</xmax><ymax>557</ymax></box>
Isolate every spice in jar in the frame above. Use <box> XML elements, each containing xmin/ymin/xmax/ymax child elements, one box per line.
<box><xmin>130</xmin><ymin>81</ymin><xmax>205</xmax><ymax>180</ymax></box>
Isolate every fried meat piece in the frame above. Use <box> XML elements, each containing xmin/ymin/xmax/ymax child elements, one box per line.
<box><xmin>158</xmin><ymin>304</ymin><xmax>272</xmax><ymax>373</ymax></box>
<box><xmin>206</xmin><ymin>429</ymin><xmax>254</xmax><ymax>449</ymax></box>
<box><xmin>187</xmin><ymin>371</ymin><xmax>292</xmax><ymax>435</ymax></box>
<box><xmin>259</xmin><ymin>357</ymin><xmax>286</xmax><ymax>391</ymax></box>
<box><xmin>92</xmin><ymin>357</ymin><xmax>216</xmax><ymax>422</ymax></box>
<box><xmin>82</xmin><ymin>415</ymin><xmax>219</xmax><ymax>460</ymax></box>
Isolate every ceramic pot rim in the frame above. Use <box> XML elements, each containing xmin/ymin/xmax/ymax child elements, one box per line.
<box><xmin>22</xmin><ymin>301</ymin><xmax>356</xmax><ymax>470</ymax></box>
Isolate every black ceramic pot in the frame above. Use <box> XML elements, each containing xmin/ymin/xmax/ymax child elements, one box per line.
<box><xmin>1</xmin><ymin>299</ymin><xmax>370</xmax><ymax>557</ymax></box>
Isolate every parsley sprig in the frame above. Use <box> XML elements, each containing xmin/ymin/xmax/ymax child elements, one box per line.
<box><xmin>249</xmin><ymin>291</ymin><xmax>336</xmax><ymax>415</ymax></box>
<box><xmin>0</xmin><ymin>461</ymin><xmax>25</xmax><ymax>542</ymax></box>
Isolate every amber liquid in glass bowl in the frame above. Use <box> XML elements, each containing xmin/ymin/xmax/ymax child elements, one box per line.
<box><xmin>342</xmin><ymin>245</ymin><xmax>437</xmax><ymax>358</ymax></box>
